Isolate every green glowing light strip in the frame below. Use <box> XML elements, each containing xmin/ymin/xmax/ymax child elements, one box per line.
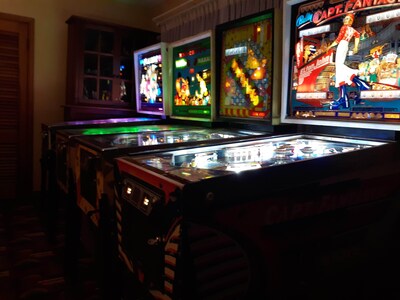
<box><xmin>82</xmin><ymin>125</ymin><xmax>186</xmax><ymax>135</ymax></box>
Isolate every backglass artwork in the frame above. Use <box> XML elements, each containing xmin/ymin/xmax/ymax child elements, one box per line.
<box><xmin>217</xmin><ymin>10</ymin><xmax>275</xmax><ymax>121</ymax></box>
<box><xmin>285</xmin><ymin>0</ymin><xmax>400</xmax><ymax>128</ymax></box>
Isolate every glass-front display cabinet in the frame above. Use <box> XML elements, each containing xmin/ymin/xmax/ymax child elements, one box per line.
<box><xmin>65</xmin><ymin>16</ymin><xmax>159</xmax><ymax>120</ymax></box>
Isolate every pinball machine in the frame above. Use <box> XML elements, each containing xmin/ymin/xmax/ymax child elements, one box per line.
<box><xmin>40</xmin><ymin>117</ymin><xmax>161</xmax><ymax>238</ymax></box>
<box><xmin>55</xmin><ymin>124</ymin><xmax>189</xmax><ymax>196</ymax></box>
<box><xmin>70</xmin><ymin>126</ymin><xmax>264</xmax><ymax>227</ymax></box>
<box><xmin>114</xmin><ymin>133</ymin><xmax>400</xmax><ymax>299</ymax></box>
<box><xmin>112</xmin><ymin>4</ymin><xmax>400</xmax><ymax>300</ymax></box>
<box><xmin>60</xmin><ymin>125</ymin><xmax>264</xmax><ymax>282</ymax></box>
<box><xmin>41</xmin><ymin>42</ymin><xmax>170</xmax><ymax>207</ymax></box>
<box><xmin>44</xmin><ymin>43</ymin><xmax>171</xmax><ymax>286</ymax></box>
<box><xmin>63</xmin><ymin>28</ymin><xmax>281</xmax><ymax>298</ymax></box>
<box><xmin>51</xmin><ymin>43</ymin><xmax>171</xmax><ymax>210</ymax></box>
<box><xmin>56</xmin><ymin>44</ymin><xmax>171</xmax><ymax>283</ymax></box>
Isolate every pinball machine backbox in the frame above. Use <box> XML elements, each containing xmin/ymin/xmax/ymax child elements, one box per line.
<box><xmin>281</xmin><ymin>0</ymin><xmax>400</xmax><ymax>131</ymax></box>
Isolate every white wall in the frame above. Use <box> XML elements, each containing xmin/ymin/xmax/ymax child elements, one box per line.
<box><xmin>0</xmin><ymin>0</ymin><xmax>181</xmax><ymax>191</ymax></box>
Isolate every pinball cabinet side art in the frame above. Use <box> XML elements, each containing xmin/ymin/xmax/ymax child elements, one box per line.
<box><xmin>282</xmin><ymin>0</ymin><xmax>400</xmax><ymax>131</ymax></box>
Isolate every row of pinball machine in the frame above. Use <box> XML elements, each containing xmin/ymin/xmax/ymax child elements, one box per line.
<box><xmin>41</xmin><ymin>2</ymin><xmax>400</xmax><ymax>299</ymax></box>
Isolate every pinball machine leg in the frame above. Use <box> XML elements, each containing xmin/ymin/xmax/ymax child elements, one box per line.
<box><xmin>63</xmin><ymin>173</ymin><xmax>81</xmax><ymax>284</ymax></box>
<box><xmin>98</xmin><ymin>193</ymin><xmax>120</xmax><ymax>299</ymax></box>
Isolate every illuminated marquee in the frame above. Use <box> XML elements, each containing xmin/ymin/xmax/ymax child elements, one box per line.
<box><xmin>141</xmin><ymin>54</ymin><xmax>162</xmax><ymax>66</ymax></box>
<box><xmin>225</xmin><ymin>46</ymin><xmax>248</xmax><ymax>57</ymax></box>
<box><xmin>175</xmin><ymin>59</ymin><xmax>188</xmax><ymax>68</ymax></box>
<box><xmin>296</xmin><ymin>0</ymin><xmax>400</xmax><ymax>28</ymax></box>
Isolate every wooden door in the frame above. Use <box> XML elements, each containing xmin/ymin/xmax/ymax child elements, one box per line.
<box><xmin>0</xmin><ymin>13</ymin><xmax>33</xmax><ymax>201</ymax></box>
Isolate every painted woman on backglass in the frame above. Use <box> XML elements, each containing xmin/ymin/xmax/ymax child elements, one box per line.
<box><xmin>325</xmin><ymin>13</ymin><xmax>370</xmax><ymax>109</ymax></box>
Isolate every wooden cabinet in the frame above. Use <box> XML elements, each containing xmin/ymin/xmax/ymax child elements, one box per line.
<box><xmin>64</xmin><ymin>16</ymin><xmax>159</xmax><ymax>120</ymax></box>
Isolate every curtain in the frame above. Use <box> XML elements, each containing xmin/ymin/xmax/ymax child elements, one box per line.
<box><xmin>154</xmin><ymin>0</ymin><xmax>283</xmax><ymax>42</ymax></box>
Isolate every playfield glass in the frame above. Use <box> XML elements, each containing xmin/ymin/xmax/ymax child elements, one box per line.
<box><xmin>285</xmin><ymin>0</ymin><xmax>400</xmax><ymax>128</ymax></box>
<box><xmin>127</xmin><ymin>134</ymin><xmax>385</xmax><ymax>182</ymax></box>
<box><xmin>217</xmin><ymin>10</ymin><xmax>275</xmax><ymax>121</ymax></box>
<box><xmin>77</xmin><ymin>128</ymin><xmax>257</xmax><ymax>150</ymax></box>
<box><xmin>171</xmin><ymin>32</ymin><xmax>212</xmax><ymax>121</ymax></box>
<box><xmin>134</xmin><ymin>43</ymin><xmax>166</xmax><ymax>115</ymax></box>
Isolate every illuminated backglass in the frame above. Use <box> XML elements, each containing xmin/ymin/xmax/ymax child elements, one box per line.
<box><xmin>134</xmin><ymin>43</ymin><xmax>167</xmax><ymax>116</ymax></box>
<box><xmin>216</xmin><ymin>10</ymin><xmax>276</xmax><ymax>122</ymax></box>
<box><xmin>170</xmin><ymin>31</ymin><xmax>214</xmax><ymax>121</ymax></box>
<box><xmin>282</xmin><ymin>0</ymin><xmax>400</xmax><ymax>130</ymax></box>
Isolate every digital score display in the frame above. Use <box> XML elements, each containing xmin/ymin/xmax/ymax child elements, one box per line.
<box><xmin>134</xmin><ymin>43</ymin><xmax>166</xmax><ymax>115</ymax></box>
<box><xmin>217</xmin><ymin>10</ymin><xmax>275</xmax><ymax>121</ymax></box>
<box><xmin>285</xmin><ymin>0</ymin><xmax>400</xmax><ymax>129</ymax></box>
<box><xmin>171</xmin><ymin>32</ymin><xmax>213</xmax><ymax>121</ymax></box>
